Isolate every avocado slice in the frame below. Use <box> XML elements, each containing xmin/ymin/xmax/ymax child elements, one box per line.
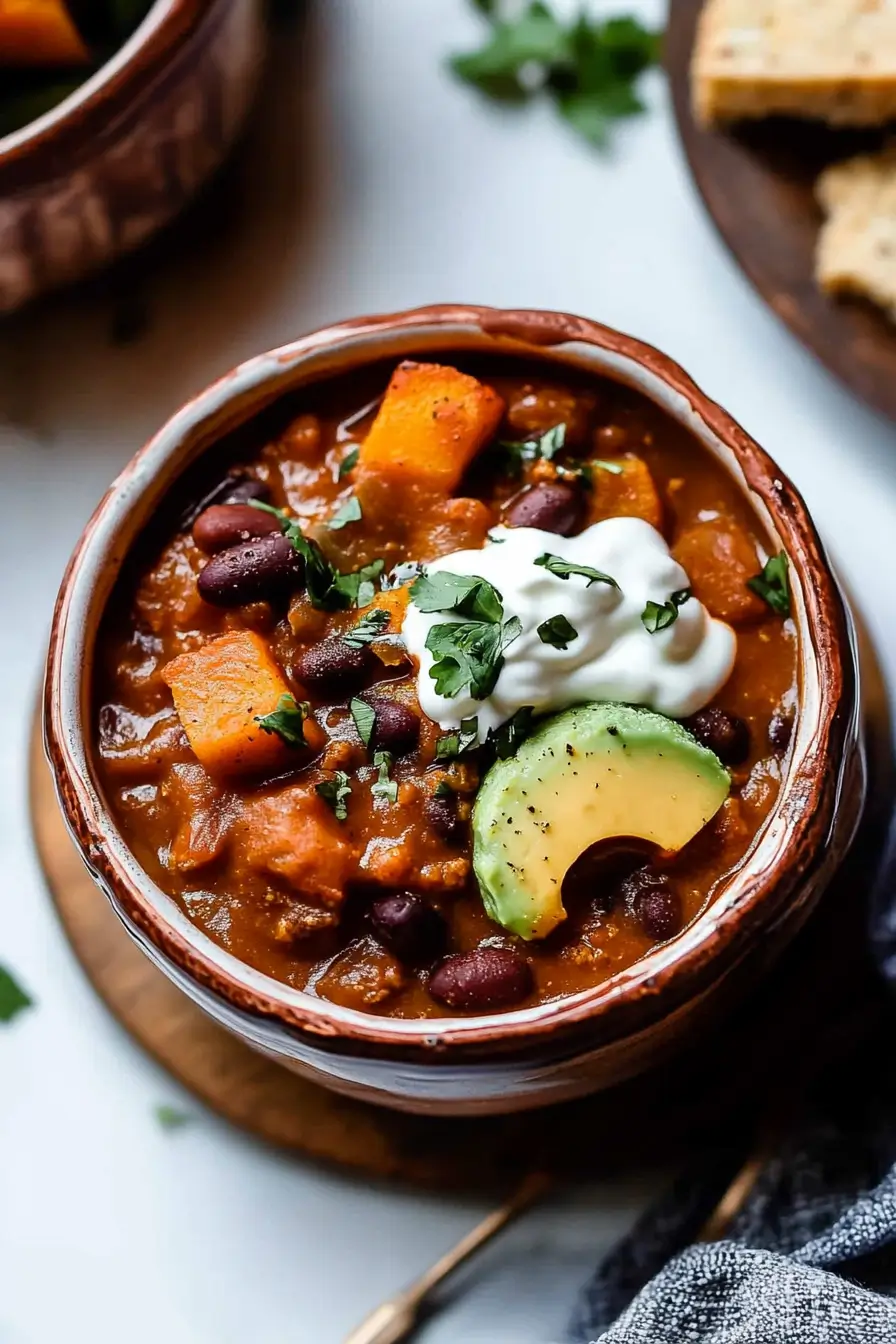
<box><xmin>472</xmin><ymin>703</ymin><xmax>730</xmax><ymax>941</ymax></box>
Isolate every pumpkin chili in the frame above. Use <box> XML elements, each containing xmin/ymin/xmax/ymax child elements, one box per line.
<box><xmin>94</xmin><ymin>356</ymin><xmax>798</xmax><ymax>1018</ymax></box>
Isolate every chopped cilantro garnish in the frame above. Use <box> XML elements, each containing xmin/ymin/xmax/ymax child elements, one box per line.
<box><xmin>435</xmin><ymin>716</ymin><xmax>480</xmax><ymax>761</ymax></box>
<box><xmin>489</xmin><ymin>706</ymin><xmax>536</xmax><ymax>759</ymax></box>
<box><xmin>641</xmin><ymin>589</ymin><xmax>690</xmax><ymax>634</ymax></box>
<box><xmin>534</xmin><ymin>553</ymin><xmax>619</xmax><ymax>589</ymax></box>
<box><xmin>371</xmin><ymin>751</ymin><xmax>398</xmax><ymax>803</ymax></box>
<box><xmin>337</xmin><ymin>447</ymin><xmax>360</xmax><ymax>479</ymax></box>
<box><xmin>450</xmin><ymin>3</ymin><xmax>662</xmax><ymax>150</ymax></box>
<box><xmin>155</xmin><ymin>1105</ymin><xmax>192</xmax><ymax>1131</ymax></box>
<box><xmin>350</xmin><ymin>697</ymin><xmax>376</xmax><ymax>747</ymax></box>
<box><xmin>344</xmin><ymin>608</ymin><xmax>390</xmax><ymax>648</ymax></box>
<box><xmin>747</xmin><ymin>553</ymin><xmax>791</xmax><ymax>617</ymax></box>
<box><xmin>255</xmin><ymin>694</ymin><xmax>311</xmax><ymax>749</ymax></box>
<box><xmin>592</xmin><ymin>458</ymin><xmax>625</xmax><ymax>475</ymax></box>
<box><xmin>410</xmin><ymin>570</ymin><xmax>504</xmax><ymax>623</ymax></box>
<box><xmin>249</xmin><ymin>500</ymin><xmax>382</xmax><ymax>609</ymax></box>
<box><xmin>316</xmin><ymin>772</ymin><xmax>352</xmax><ymax>820</ymax></box>
<box><xmin>537</xmin><ymin>614</ymin><xmax>578</xmax><ymax>649</ymax></box>
<box><xmin>0</xmin><ymin>964</ymin><xmax>33</xmax><ymax>1024</ymax></box>
<box><xmin>493</xmin><ymin>422</ymin><xmax>567</xmax><ymax>475</ymax></box>
<box><xmin>327</xmin><ymin>495</ymin><xmax>362</xmax><ymax>530</ymax></box>
<box><xmin>426</xmin><ymin>615</ymin><xmax>522</xmax><ymax>700</ymax></box>
<box><xmin>434</xmin><ymin>779</ymin><xmax>456</xmax><ymax>799</ymax></box>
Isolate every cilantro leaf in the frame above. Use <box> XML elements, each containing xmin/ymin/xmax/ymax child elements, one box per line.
<box><xmin>435</xmin><ymin>716</ymin><xmax>480</xmax><ymax>761</ymax></box>
<box><xmin>327</xmin><ymin>495</ymin><xmax>362</xmax><ymax>531</ymax></box>
<box><xmin>434</xmin><ymin>779</ymin><xmax>456</xmax><ymax>799</ymax></box>
<box><xmin>255</xmin><ymin>694</ymin><xmax>311</xmax><ymax>749</ymax></box>
<box><xmin>426</xmin><ymin>615</ymin><xmax>521</xmax><ymax>701</ymax></box>
<box><xmin>450</xmin><ymin>2</ymin><xmax>661</xmax><ymax>150</ymax></box>
<box><xmin>488</xmin><ymin>706</ymin><xmax>536</xmax><ymax>760</ymax></box>
<box><xmin>534</xmin><ymin>553</ymin><xmax>619</xmax><ymax>589</ymax></box>
<box><xmin>155</xmin><ymin>1105</ymin><xmax>192</xmax><ymax>1131</ymax></box>
<box><xmin>747</xmin><ymin>553</ymin><xmax>791</xmax><ymax>617</ymax></box>
<box><xmin>350</xmin><ymin>697</ymin><xmax>376</xmax><ymax>747</ymax></box>
<box><xmin>316</xmin><ymin>772</ymin><xmax>352</xmax><ymax>820</ymax></box>
<box><xmin>249</xmin><ymin>501</ymin><xmax>382</xmax><ymax>609</ymax></box>
<box><xmin>0</xmin><ymin>964</ymin><xmax>33</xmax><ymax>1024</ymax></box>
<box><xmin>344</xmin><ymin>608</ymin><xmax>390</xmax><ymax>648</ymax></box>
<box><xmin>371</xmin><ymin>751</ymin><xmax>398</xmax><ymax>804</ymax></box>
<box><xmin>537</xmin><ymin>614</ymin><xmax>578</xmax><ymax>649</ymax></box>
<box><xmin>641</xmin><ymin>589</ymin><xmax>691</xmax><ymax>634</ymax></box>
<box><xmin>337</xmin><ymin>447</ymin><xmax>359</xmax><ymax>479</ymax></box>
<box><xmin>494</xmin><ymin>422</ymin><xmax>567</xmax><ymax>476</ymax></box>
<box><xmin>410</xmin><ymin>570</ymin><xmax>504</xmax><ymax>623</ymax></box>
<box><xmin>592</xmin><ymin>458</ymin><xmax>625</xmax><ymax>475</ymax></box>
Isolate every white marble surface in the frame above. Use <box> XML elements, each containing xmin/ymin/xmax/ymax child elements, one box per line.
<box><xmin>3</xmin><ymin>1</ymin><xmax>896</xmax><ymax>1340</ymax></box>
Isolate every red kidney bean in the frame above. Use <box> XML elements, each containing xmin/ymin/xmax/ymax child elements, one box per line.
<box><xmin>362</xmin><ymin>696</ymin><xmax>420</xmax><ymax>756</ymax></box>
<box><xmin>768</xmin><ymin>712</ymin><xmax>793</xmax><ymax>752</ymax></box>
<box><xmin>429</xmin><ymin>947</ymin><xmax>533</xmax><ymax>1011</ymax></box>
<box><xmin>192</xmin><ymin>503</ymin><xmax>281</xmax><ymax>554</ymax></box>
<box><xmin>370</xmin><ymin>894</ymin><xmax>446</xmax><ymax>965</ymax></box>
<box><xmin>197</xmin><ymin>533</ymin><xmax>304</xmax><ymax>607</ymax></box>
<box><xmin>179</xmin><ymin>474</ymin><xmax>269</xmax><ymax>528</ymax></box>
<box><xmin>502</xmin><ymin>481</ymin><xmax>585</xmax><ymax>536</ymax></box>
<box><xmin>685</xmin><ymin>708</ymin><xmax>750</xmax><ymax>766</ymax></box>
<box><xmin>424</xmin><ymin>792</ymin><xmax>465</xmax><ymax>844</ymax></box>
<box><xmin>621</xmin><ymin>868</ymin><xmax>683</xmax><ymax>941</ymax></box>
<box><xmin>295</xmin><ymin>639</ymin><xmax>374</xmax><ymax>697</ymax></box>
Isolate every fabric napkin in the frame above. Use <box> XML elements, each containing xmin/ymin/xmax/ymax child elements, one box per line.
<box><xmin>569</xmin><ymin>811</ymin><xmax>896</xmax><ymax>1344</ymax></box>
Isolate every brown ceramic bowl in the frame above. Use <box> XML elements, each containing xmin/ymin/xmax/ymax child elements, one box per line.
<box><xmin>44</xmin><ymin>305</ymin><xmax>866</xmax><ymax>1115</ymax></box>
<box><xmin>0</xmin><ymin>0</ymin><xmax>264</xmax><ymax>314</ymax></box>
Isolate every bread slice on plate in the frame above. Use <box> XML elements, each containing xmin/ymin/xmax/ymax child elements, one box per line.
<box><xmin>693</xmin><ymin>0</ymin><xmax>896</xmax><ymax>126</ymax></box>
<box><xmin>816</xmin><ymin>146</ymin><xmax>896</xmax><ymax>320</ymax></box>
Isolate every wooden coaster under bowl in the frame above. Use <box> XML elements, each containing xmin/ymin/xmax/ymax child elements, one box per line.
<box><xmin>28</xmin><ymin>626</ymin><xmax>894</xmax><ymax>1189</ymax></box>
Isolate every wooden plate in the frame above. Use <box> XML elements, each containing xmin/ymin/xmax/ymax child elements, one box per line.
<box><xmin>666</xmin><ymin>0</ymin><xmax>896</xmax><ymax>422</ymax></box>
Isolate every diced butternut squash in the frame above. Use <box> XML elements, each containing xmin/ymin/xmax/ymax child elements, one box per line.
<box><xmin>586</xmin><ymin>454</ymin><xmax>664</xmax><ymax>531</ymax></box>
<box><xmin>357</xmin><ymin>362</ymin><xmax>505</xmax><ymax>510</ymax></box>
<box><xmin>411</xmin><ymin>496</ymin><xmax>492</xmax><ymax>561</ymax></box>
<box><xmin>233</xmin><ymin>784</ymin><xmax>361</xmax><ymax>908</ymax></box>
<box><xmin>673</xmin><ymin>519</ymin><xmax>767</xmax><ymax>625</ymax></box>
<box><xmin>162</xmin><ymin>630</ymin><xmax>322</xmax><ymax>777</ymax></box>
<box><xmin>0</xmin><ymin>0</ymin><xmax>89</xmax><ymax>65</ymax></box>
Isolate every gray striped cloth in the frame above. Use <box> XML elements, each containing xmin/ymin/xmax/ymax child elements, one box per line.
<box><xmin>569</xmin><ymin>817</ymin><xmax>896</xmax><ymax>1344</ymax></box>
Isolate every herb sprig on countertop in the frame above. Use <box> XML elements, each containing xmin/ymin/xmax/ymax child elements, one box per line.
<box><xmin>450</xmin><ymin>1</ymin><xmax>662</xmax><ymax>150</ymax></box>
<box><xmin>0</xmin><ymin>964</ymin><xmax>33</xmax><ymax>1024</ymax></box>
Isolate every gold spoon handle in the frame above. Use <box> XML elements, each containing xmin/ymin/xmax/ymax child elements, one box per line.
<box><xmin>343</xmin><ymin>1171</ymin><xmax>550</xmax><ymax>1344</ymax></box>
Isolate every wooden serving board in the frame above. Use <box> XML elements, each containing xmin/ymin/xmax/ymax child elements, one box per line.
<box><xmin>666</xmin><ymin>1</ymin><xmax>896</xmax><ymax>423</ymax></box>
<box><xmin>28</xmin><ymin>634</ymin><xmax>894</xmax><ymax>1190</ymax></box>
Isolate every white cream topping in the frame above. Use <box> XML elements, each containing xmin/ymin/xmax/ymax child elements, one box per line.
<box><xmin>401</xmin><ymin>518</ymin><xmax>736</xmax><ymax>734</ymax></box>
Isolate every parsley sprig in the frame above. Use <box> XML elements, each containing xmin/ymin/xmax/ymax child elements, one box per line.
<box><xmin>250</xmin><ymin>501</ymin><xmax>382</xmax><ymax>609</ymax></box>
<box><xmin>411</xmin><ymin>571</ymin><xmax>522</xmax><ymax>701</ymax></box>
<box><xmin>450</xmin><ymin>2</ymin><xmax>662</xmax><ymax>150</ymax></box>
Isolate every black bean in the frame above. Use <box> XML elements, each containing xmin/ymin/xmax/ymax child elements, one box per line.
<box><xmin>370</xmin><ymin>894</ymin><xmax>446</xmax><ymax>965</ymax></box>
<box><xmin>502</xmin><ymin>481</ymin><xmax>585</xmax><ymax>536</ymax></box>
<box><xmin>179</xmin><ymin>474</ymin><xmax>269</xmax><ymax>529</ymax></box>
<box><xmin>562</xmin><ymin>840</ymin><xmax>656</xmax><ymax>915</ymax></box>
<box><xmin>429</xmin><ymin>947</ymin><xmax>533</xmax><ymax>1011</ymax></box>
<box><xmin>621</xmin><ymin>869</ymin><xmax>683</xmax><ymax>942</ymax></box>
<box><xmin>197</xmin><ymin>533</ymin><xmax>304</xmax><ymax>607</ymax></box>
<box><xmin>686</xmin><ymin>708</ymin><xmax>750</xmax><ymax>766</ymax></box>
<box><xmin>424</xmin><ymin>793</ymin><xmax>465</xmax><ymax>844</ymax></box>
<box><xmin>192</xmin><ymin>503</ymin><xmax>281</xmax><ymax>554</ymax></box>
<box><xmin>768</xmin><ymin>712</ymin><xmax>793</xmax><ymax>753</ymax></box>
<box><xmin>295</xmin><ymin>639</ymin><xmax>374</xmax><ymax>697</ymax></box>
<box><xmin>362</xmin><ymin>697</ymin><xmax>420</xmax><ymax>755</ymax></box>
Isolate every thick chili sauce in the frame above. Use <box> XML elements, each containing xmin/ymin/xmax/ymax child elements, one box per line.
<box><xmin>94</xmin><ymin>358</ymin><xmax>798</xmax><ymax>1018</ymax></box>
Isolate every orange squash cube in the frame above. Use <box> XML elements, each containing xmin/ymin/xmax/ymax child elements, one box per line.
<box><xmin>0</xmin><ymin>0</ymin><xmax>89</xmax><ymax>65</ymax></box>
<box><xmin>162</xmin><ymin>631</ymin><xmax>320</xmax><ymax>777</ymax></box>
<box><xmin>357</xmin><ymin>362</ymin><xmax>504</xmax><ymax>508</ymax></box>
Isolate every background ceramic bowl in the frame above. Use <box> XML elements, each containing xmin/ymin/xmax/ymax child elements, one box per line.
<box><xmin>45</xmin><ymin>305</ymin><xmax>866</xmax><ymax>1116</ymax></box>
<box><xmin>0</xmin><ymin>0</ymin><xmax>264</xmax><ymax>315</ymax></box>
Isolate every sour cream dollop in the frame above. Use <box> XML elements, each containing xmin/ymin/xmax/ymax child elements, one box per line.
<box><xmin>401</xmin><ymin>518</ymin><xmax>736</xmax><ymax>734</ymax></box>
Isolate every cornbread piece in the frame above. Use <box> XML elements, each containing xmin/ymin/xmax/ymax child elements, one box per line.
<box><xmin>693</xmin><ymin>0</ymin><xmax>896</xmax><ymax>127</ymax></box>
<box><xmin>816</xmin><ymin>147</ymin><xmax>896</xmax><ymax>320</ymax></box>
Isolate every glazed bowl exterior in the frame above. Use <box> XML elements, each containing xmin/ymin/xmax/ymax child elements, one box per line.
<box><xmin>0</xmin><ymin>0</ymin><xmax>264</xmax><ymax>314</ymax></box>
<box><xmin>45</xmin><ymin>305</ymin><xmax>865</xmax><ymax>1115</ymax></box>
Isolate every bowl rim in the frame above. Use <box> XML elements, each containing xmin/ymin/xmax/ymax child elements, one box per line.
<box><xmin>0</xmin><ymin>0</ymin><xmax>217</xmax><ymax>182</ymax></box>
<box><xmin>44</xmin><ymin>303</ymin><xmax>859</xmax><ymax>1055</ymax></box>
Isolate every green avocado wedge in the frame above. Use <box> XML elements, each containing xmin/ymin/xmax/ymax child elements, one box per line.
<box><xmin>472</xmin><ymin>703</ymin><xmax>731</xmax><ymax>941</ymax></box>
